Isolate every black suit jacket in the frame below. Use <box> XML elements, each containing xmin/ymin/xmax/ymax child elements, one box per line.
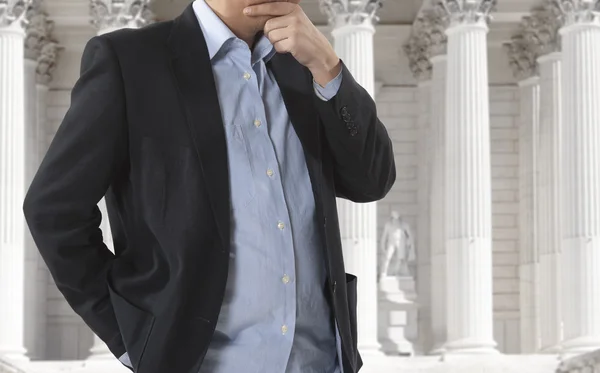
<box><xmin>23</xmin><ymin>4</ymin><xmax>395</xmax><ymax>373</ymax></box>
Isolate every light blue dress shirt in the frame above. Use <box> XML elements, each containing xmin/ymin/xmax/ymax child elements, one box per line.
<box><xmin>120</xmin><ymin>0</ymin><xmax>344</xmax><ymax>371</ymax></box>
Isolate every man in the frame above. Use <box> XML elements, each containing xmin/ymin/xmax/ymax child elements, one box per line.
<box><xmin>22</xmin><ymin>0</ymin><xmax>395</xmax><ymax>372</ymax></box>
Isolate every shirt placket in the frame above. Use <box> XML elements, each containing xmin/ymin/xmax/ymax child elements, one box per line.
<box><xmin>246</xmin><ymin>57</ymin><xmax>298</xmax><ymax>371</ymax></box>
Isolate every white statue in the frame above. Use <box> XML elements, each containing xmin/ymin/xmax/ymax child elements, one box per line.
<box><xmin>379</xmin><ymin>211</ymin><xmax>414</xmax><ymax>279</ymax></box>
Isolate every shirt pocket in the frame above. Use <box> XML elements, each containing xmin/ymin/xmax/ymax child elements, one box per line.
<box><xmin>224</xmin><ymin>124</ymin><xmax>257</xmax><ymax>211</ymax></box>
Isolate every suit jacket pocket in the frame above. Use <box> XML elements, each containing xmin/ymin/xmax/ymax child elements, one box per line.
<box><xmin>345</xmin><ymin>273</ymin><xmax>358</xmax><ymax>354</ymax></box>
<box><xmin>107</xmin><ymin>280</ymin><xmax>155</xmax><ymax>372</ymax></box>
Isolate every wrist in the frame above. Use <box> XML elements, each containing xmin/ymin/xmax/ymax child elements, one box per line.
<box><xmin>310</xmin><ymin>51</ymin><xmax>341</xmax><ymax>87</ymax></box>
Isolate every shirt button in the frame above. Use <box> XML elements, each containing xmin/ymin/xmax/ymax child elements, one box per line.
<box><xmin>282</xmin><ymin>274</ymin><xmax>290</xmax><ymax>284</ymax></box>
<box><xmin>277</xmin><ymin>221</ymin><xmax>285</xmax><ymax>230</ymax></box>
<box><xmin>254</xmin><ymin>119</ymin><xmax>261</xmax><ymax>127</ymax></box>
<box><xmin>267</xmin><ymin>169</ymin><xmax>274</xmax><ymax>177</ymax></box>
<box><xmin>243</xmin><ymin>72</ymin><xmax>251</xmax><ymax>80</ymax></box>
<box><xmin>281</xmin><ymin>325</ymin><xmax>288</xmax><ymax>334</ymax></box>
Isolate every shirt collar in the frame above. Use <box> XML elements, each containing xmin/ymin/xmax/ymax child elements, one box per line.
<box><xmin>192</xmin><ymin>0</ymin><xmax>275</xmax><ymax>63</ymax></box>
<box><xmin>252</xmin><ymin>32</ymin><xmax>277</xmax><ymax>64</ymax></box>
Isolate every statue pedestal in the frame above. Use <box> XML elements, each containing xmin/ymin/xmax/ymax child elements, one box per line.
<box><xmin>378</xmin><ymin>275</ymin><xmax>418</xmax><ymax>356</ymax></box>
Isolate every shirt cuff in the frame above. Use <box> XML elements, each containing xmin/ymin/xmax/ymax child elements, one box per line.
<box><xmin>119</xmin><ymin>352</ymin><xmax>132</xmax><ymax>368</ymax></box>
<box><xmin>313</xmin><ymin>70</ymin><xmax>343</xmax><ymax>102</ymax></box>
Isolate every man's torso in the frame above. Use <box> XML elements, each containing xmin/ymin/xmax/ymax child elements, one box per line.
<box><xmin>94</xmin><ymin>6</ymin><xmax>360</xmax><ymax>372</ymax></box>
<box><xmin>191</xmin><ymin>1</ymin><xmax>341</xmax><ymax>372</ymax></box>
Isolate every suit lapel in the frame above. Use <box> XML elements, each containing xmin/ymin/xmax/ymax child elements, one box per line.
<box><xmin>167</xmin><ymin>4</ymin><xmax>230</xmax><ymax>250</ymax></box>
<box><xmin>267</xmin><ymin>53</ymin><xmax>323</xmax><ymax>199</ymax></box>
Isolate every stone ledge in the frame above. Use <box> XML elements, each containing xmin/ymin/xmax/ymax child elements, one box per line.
<box><xmin>2</xmin><ymin>354</ymin><xmax>562</xmax><ymax>373</ymax></box>
<box><xmin>1</xmin><ymin>359</ymin><xmax>129</xmax><ymax>373</ymax></box>
<box><xmin>557</xmin><ymin>349</ymin><xmax>600</xmax><ymax>373</ymax></box>
<box><xmin>360</xmin><ymin>354</ymin><xmax>560</xmax><ymax>373</ymax></box>
<box><xmin>0</xmin><ymin>360</ymin><xmax>26</xmax><ymax>373</ymax></box>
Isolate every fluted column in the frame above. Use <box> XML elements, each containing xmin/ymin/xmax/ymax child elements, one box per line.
<box><xmin>429</xmin><ymin>53</ymin><xmax>448</xmax><ymax>355</ymax></box>
<box><xmin>22</xmin><ymin>1</ymin><xmax>60</xmax><ymax>359</ymax></box>
<box><xmin>505</xmin><ymin>23</ymin><xmax>541</xmax><ymax>353</ymax></box>
<box><xmin>558</xmin><ymin>0</ymin><xmax>600</xmax><ymax>354</ymax></box>
<box><xmin>319</xmin><ymin>0</ymin><xmax>382</xmax><ymax>354</ymax></box>
<box><xmin>405</xmin><ymin>11</ymin><xmax>449</xmax><ymax>354</ymax></box>
<box><xmin>406</xmin><ymin>10</ymin><xmax>449</xmax><ymax>355</ymax></box>
<box><xmin>537</xmin><ymin>52</ymin><xmax>563</xmax><ymax>353</ymax></box>
<box><xmin>519</xmin><ymin>2</ymin><xmax>564</xmax><ymax>353</ymax></box>
<box><xmin>438</xmin><ymin>0</ymin><xmax>497</xmax><ymax>354</ymax></box>
<box><xmin>517</xmin><ymin>76</ymin><xmax>541</xmax><ymax>354</ymax></box>
<box><xmin>415</xmin><ymin>79</ymin><xmax>432</xmax><ymax>355</ymax></box>
<box><xmin>0</xmin><ymin>0</ymin><xmax>32</xmax><ymax>360</ymax></box>
<box><xmin>404</xmin><ymin>13</ymin><xmax>438</xmax><ymax>353</ymax></box>
<box><xmin>87</xmin><ymin>0</ymin><xmax>154</xmax><ymax>358</ymax></box>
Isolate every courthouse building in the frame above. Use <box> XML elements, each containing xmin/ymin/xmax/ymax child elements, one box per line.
<box><xmin>1</xmin><ymin>0</ymin><xmax>600</xmax><ymax>372</ymax></box>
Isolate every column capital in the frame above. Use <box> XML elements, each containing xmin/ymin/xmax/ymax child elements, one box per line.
<box><xmin>403</xmin><ymin>36</ymin><xmax>432</xmax><ymax>81</ymax></box>
<box><xmin>24</xmin><ymin>0</ymin><xmax>61</xmax><ymax>84</ymax></box>
<box><xmin>90</xmin><ymin>0</ymin><xmax>154</xmax><ymax>32</ymax></box>
<box><xmin>318</xmin><ymin>0</ymin><xmax>383</xmax><ymax>28</ymax></box>
<box><xmin>0</xmin><ymin>0</ymin><xmax>31</xmax><ymax>28</ymax></box>
<box><xmin>25</xmin><ymin>0</ymin><xmax>52</xmax><ymax>59</ymax></box>
<box><xmin>416</xmin><ymin>8</ymin><xmax>449</xmax><ymax>57</ymax></box>
<box><xmin>37</xmin><ymin>41</ymin><xmax>61</xmax><ymax>84</ymax></box>
<box><xmin>504</xmin><ymin>35</ymin><xmax>538</xmax><ymax>81</ymax></box>
<box><xmin>403</xmin><ymin>9</ymin><xmax>448</xmax><ymax>81</ymax></box>
<box><xmin>503</xmin><ymin>15</ymin><xmax>541</xmax><ymax>81</ymax></box>
<box><xmin>523</xmin><ymin>2</ymin><xmax>563</xmax><ymax>56</ymax></box>
<box><xmin>557</xmin><ymin>0</ymin><xmax>600</xmax><ymax>27</ymax></box>
<box><xmin>434</xmin><ymin>0</ymin><xmax>496</xmax><ymax>27</ymax></box>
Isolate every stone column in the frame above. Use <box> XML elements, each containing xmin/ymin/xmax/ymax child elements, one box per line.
<box><xmin>403</xmin><ymin>14</ymin><xmax>436</xmax><ymax>353</ymax></box>
<box><xmin>518</xmin><ymin>76</ymin><xmax>541</xmax><ymax>354</ymax></box>
<box><xmin>521</xmin><ymin>2</ymin><xmax>564</xmax><ymax>353</ymax></box>
<box><xmin>504</xmin><ymin>26</ymin><xmax>541</xmax><ymax>353</ymax></box>
<box><xmin>0</xmin><ymin>0</ymin><xmax>32</xmax><ymax>360</ymax></box>
<box><xmin>405</xmin><ymin>10</ymin><xmax>449</xmax><ymax>355</ymax></box>
<box><xmin>429</xmin><ymin>53</ymin><xmax>448</xmax><ymax>356</ymax></box>
<box><xmin>319</xmin><ymin>0</ymin><xmax>383</xmax><ymax>354</ymax></box>
<box><xmin>22</xmin><ymin>1</ymin><xmax>59</xmax><ymax>359</ymax></box>
<box><xmin>537</xmin><ymin>51</ymin><xmax>563</xmax><ymax>353</ymax></box>
<box><xmin>33</xmin><ymin>54</ymin><xmax>56</xmax><ymax>353</ymax></box>
<box><xmin>23</xmin><ymin>25</ymin><xmax>40</xmax><ymax>359</ymax></box>
<box><xmin>558</xmin><ymin>0</ymin><xmax>600</xmax><ymax>354</ymax></box>
<box><xmin>438</xmin><ymin>0</ymin><xmax>497</xmax><ymax>354</ymax></box>
<box><xmin>88</xmin><ymin>0</ymin><xmax>154</xmax><ymax>358</ymax></box>
<box><xmin>415</xmin><ymin>78</ymin><xmax>431</xmax><ymax>355</ymax></box>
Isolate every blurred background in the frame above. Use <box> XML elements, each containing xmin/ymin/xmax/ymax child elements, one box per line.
<box><xmin>1</xmin><ymin>0</ymin><xmax>599</xmax><ymax>372</ymax></box>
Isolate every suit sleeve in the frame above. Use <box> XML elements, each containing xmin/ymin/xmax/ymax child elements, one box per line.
<box><xmin>313</xmin><ymin>61</ymin><xmax>396</xmax><ymax>202</ymax></box>
<box><xmin>22</xmin><ymin>35</ymin><xmax>127</xmax><ymax>359</ymax></box>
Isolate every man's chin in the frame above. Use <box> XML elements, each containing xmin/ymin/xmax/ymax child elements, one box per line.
<box><xmin>248</xmin><ymin>16</ymin><xmax>270</xmax><ymax>32</ymax></box>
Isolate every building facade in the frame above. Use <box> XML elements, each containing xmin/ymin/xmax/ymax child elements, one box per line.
<box><xmin>1</xmin><ymin>0</ymin><xmax>600</xmax><ymax>372</ymax></box>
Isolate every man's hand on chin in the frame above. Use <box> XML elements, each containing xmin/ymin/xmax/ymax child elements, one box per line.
<box><xmin>243</xmin><ymin>1</ymin><xmax>342</xmax><ymax>87</ymax></box>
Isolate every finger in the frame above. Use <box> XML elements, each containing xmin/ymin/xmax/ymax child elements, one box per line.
<box><xmin>243</xmin><ymin>2</ymin><xmax>296</xmax><ymax>17</ymax></box>
<box><xmin>264</xmin><ymin>15</ymin><xmax>291</xmax><ymax>34</ymax></box>
<box><xmin>273</xmin><ymin>38</ymin><xmax>293</xmax><ymax>54</ymax></box>
<box><xmin>265</xmin><ymin>27</ymin><xmax>289</xmax><ymax>44</ymax></box>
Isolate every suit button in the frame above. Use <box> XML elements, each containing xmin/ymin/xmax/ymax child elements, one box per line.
<box><xmin>332</xmin><ymin>280</ymin><xmax>337</xmax><ymax>293</ymax></box>
<box><xmin>323</xmin><ymin>216</ymin><xmax>327</xmax><ymax>227</ymax></box>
